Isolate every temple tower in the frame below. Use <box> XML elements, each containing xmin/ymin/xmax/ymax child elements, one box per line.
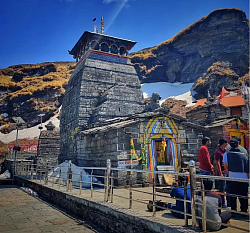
<box><xmin>59</xmin><ymin>30</ymin><xmax>145</xmax><ymax>163</ymax></box>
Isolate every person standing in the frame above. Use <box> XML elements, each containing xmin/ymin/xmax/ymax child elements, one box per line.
<box><xmin>214</xmin><ymin>138</ymin><xmax>228</xmax><ymax>208</ymax></box>
<box><xmin>226</xmin><ymin>136</ymin><xmax>248</xmax><ymax>157</ymax></box>
<box><xmin>199</xmin><ymin>137</ymin><xmax>214</xmax><ymax>175</ymax></box>
<box><xmin>223</xmin><ymin>139</ymin><xmax>249</xmax><ymax>214</ymax></box>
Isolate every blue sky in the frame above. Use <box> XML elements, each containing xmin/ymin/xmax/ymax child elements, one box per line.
<box><xmin>0</xmin><ymin>0</ymin><xmax>249</xmax><ymax>68</ymax></box>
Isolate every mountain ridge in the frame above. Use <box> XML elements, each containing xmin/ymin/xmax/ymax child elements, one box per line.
<box><xmin>130</xmin><ymin>8</ymin><xmax>249</xmax><ymax>87</ymax></box>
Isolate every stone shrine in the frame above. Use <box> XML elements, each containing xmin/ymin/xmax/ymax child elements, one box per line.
<box><xmin>36</xmin><ymin>121</ymin><xmax>60</xmax><ymax>167</ymax></box>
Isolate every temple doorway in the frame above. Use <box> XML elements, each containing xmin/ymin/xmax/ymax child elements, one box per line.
<box><xmin>155</xmin><ymin>139</ymin><xmax>170</xmax><ymax>166</ymax></box>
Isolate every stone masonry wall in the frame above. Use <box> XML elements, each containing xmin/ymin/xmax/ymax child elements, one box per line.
<box><xmin>76</xmin><ymin>122</ymin><xmax>143</xmax><ymax>186</ymax></box>
<box><xmin>60</xmin><ymin>52</ymin><xmax>145</xmax><ymax>164</ymax></box>
<box><xmin>79</xmin><ymin>57</ymin><xmax>145</xmax><ymax>125</ymax></box>
<box><xmin>36</xmin><ymin>130</ymin><xmax>60</xmax><ymax>167</ymax></box>
<box><xmin>179</xmin><ymin>124</ymin><xmax>205</xmax><ymax>163</ymax></box>
<box><xmin>241</xmin><ymin>106</ymin><xmax>248</xmax><ymax>120</ymax></box>
<box><xmin>186</xmin><ymin>105</ymin><xmax>229</xmax><ymax>125</ymax></box>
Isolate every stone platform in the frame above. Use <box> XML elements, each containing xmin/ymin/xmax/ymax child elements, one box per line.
<box><xmin>15</xmin><ymin>177</ymin><xmax>249</xmax><ymax>233</ymax></box>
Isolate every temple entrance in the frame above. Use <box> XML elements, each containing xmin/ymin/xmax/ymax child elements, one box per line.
<box><xmin>155</xmin><ymin>139</ymin><xmax>170</xmax><ymax>165</ymax></box>
<box><xmin>230</xmin><ymin>131</ymin><xmax>245</xmax><ymax>148</ymax></box>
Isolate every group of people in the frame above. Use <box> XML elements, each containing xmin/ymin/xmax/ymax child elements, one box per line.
<box><xmin>198</xmin><ymin>136</ymin><xmax>249</xmax><ymax>230</ymax></box>
<box><xmin>148</xmin><ymin>136</ymin><xmax>248</xmax><ymax>231</ymax></box>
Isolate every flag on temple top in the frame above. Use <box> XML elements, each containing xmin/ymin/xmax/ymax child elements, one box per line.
<box><xmin>161</xmin><ymin>137</ymin><xmax>166</xmax><ymax>152</ymax></box>
<box><xmin>218</xmin><ymin>86</ymin><xmax>229</xmax><ymax>99</ymax></box>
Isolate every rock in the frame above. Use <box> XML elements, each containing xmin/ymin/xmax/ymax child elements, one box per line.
<box><xmin>192</xmin><ymin>61</ymin><xmax>240</xmax><ymax>99</ymax></box>
<box><xmin>130</xmin><ymin>8</ymin><xmax>249</xmax><ymax>84</ymax></box>
<box><xmin>161</xmin><ymin>98</ymin><xmax>192</xmax><ymax>118</ymax></box>
<box><xmin>145</xmin><ymin>93</ymin><xmax>161</xmax><ymax>111</ymax></box>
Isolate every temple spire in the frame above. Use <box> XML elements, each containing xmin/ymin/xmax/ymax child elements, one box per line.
<box><xmin>100</xmin><ymin>16</ymin><xmax>104</xmax><ymax>34</ymax></box>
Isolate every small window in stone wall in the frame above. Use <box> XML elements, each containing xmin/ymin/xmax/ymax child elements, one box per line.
<box><xmin>101</xmin><ymin>42</ymin><xmax>109</xmax><ymax>52</ymax></box>
<box><xmin>110</xmin><ymin>44</ymin><xmax>118</xmax><ymax>54</ymax></box>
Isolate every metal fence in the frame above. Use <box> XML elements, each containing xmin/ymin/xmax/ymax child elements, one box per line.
<box><xmin>15</xmin><ymin>160</ymin><xmax>249</xmax><ymax>233</ymax></box>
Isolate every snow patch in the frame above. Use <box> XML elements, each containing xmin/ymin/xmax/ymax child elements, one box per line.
<box><xmin>0</xmin><ymin>110</ymin><xmax>60</xmax><ymax>144</ymax></box>
<box><xmin>141</xmin><ymin>82</ymin><xmax>195</xmax><ymax>106</ymax></box>
<box><xmin>169</xmin><ymin>91</ymin><xmax>196</xmax><ymax>107</ymax></box>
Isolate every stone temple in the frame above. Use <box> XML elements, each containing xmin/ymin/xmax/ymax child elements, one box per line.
<box><xmin>59</xmin><ymin>26</ymin><xmax>209</xmax><ymax>185</ymax></box>
<box><xmin>59</xmin><ymin>30</ymin><xmax>145</xmax><ymax>164</ymax></box>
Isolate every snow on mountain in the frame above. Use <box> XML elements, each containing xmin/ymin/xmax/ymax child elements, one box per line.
<box><xmin>141</xmin><ymin>82</ymin><xmax>195</xmax><ymax>105</ymax></box>
<box><xmin>0</xmin><ymin>113</ymin><xmax>59</xmax><ymax>144</ymax></box>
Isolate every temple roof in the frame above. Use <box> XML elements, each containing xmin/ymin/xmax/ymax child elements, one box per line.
<box><xmin>69</xmin><ymin>31</ymin><xmax>136</xmax><ymax>57</ymax></box>
<box><xmin>193</xmin><ymin>95</ymin><xmax>245</xmax><ymax>109</ymax></box>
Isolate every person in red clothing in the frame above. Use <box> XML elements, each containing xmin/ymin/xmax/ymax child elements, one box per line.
<box><xmin>199</xmin><ymin>137</ymin><xmax>214</xmax><ymax>175</ymax></box>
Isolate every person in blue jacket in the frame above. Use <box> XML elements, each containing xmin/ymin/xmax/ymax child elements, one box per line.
<box><xmin>167</xmin><ymin>176</ymin><xmax>191</xmax><ymax>219</ymax></box>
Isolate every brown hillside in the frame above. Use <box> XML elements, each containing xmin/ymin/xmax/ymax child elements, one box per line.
<box><xmin>0</xmin><ymin>62</ymin><xmax>75</xmax><ymax>132</ymax></box>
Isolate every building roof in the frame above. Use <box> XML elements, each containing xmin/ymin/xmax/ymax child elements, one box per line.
<box><xmin>81</xmin><ymin>119</ymin><xmax>139</xmax><ymax>135</ymax></box>
<box><xmin>193</xmin><ymin>99</ymin><xmax>206</xmax><ymax>108</ymax></box>
<box><xmin>204</xmin><ymin>116</ymin><xmax>249</xmax><ymax>128</ymax></box>
<box><xmin>69</xmin><ymin>31</ymin><xmax>137</xmax><ymax>57</ymax></box>
<box><xmin>193</xmin><ymin>95</ymin><xmax>245</xmax><ymax>108</ymax></box>
<box><xmin>79</xmin><ymin>109</ymin><xmax>207</xmax><ymax>135</ymax></box>
<box><xmin>204</xmin><ymin>117</ymin><xmax>237</xmax><ymax>128</ymax></box>
<box><xmin>220</xmin><ymin>95</ymin><xmax>245</xmax><ymax>107</ymax></box>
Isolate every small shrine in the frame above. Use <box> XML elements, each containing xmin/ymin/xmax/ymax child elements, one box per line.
<box><xmin>36</xmin><ymin>121</ymin><xmax>60</xmax><ymax>167</ymax></box>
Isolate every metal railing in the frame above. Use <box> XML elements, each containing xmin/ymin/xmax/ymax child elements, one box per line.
<box><xmin>16</xmin><ymin>160</ymin><xmax>249</xmax><ymax>233</ymax></box>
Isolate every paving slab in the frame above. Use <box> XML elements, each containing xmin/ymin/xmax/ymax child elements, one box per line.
<box><xmin>0</xmin><ymin>186</ymin><xmax>105</xmax><ymax>233</ymax></box>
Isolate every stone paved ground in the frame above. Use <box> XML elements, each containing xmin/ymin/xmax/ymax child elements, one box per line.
<box><xmin>0</xmin><ymin>185</ymin><xmax>106</xmax><ymax>233</ymax></box>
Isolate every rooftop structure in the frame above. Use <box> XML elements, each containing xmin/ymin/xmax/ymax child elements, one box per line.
<box><xmin>193</xmin><ymin>94</ymin><xmax>245</xmax><ymax>108</ymax></box>
<box><xmin>69</xmin><ymin>31</ymin><xmax>136</xmax><ymax>63</ymax></box>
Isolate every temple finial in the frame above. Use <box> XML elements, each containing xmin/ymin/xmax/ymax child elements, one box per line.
<box><xmin>93</xmin><ymin>18</ymin><xmax>97</xmax><ymax>33</ymax></box>
<box><xmin>100</xmin><ymin>16</ymin><xmax>104</xmax><ymax>34</ymax></box>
